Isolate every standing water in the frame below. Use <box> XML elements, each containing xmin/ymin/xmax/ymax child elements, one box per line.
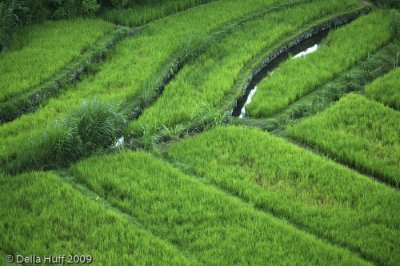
<box><xmin>293</xmin><ymin>44</ymin><xmax>319</xmax><ymax>58</ymax></box>
<box><xmin>239</xmin><ymin>86</ymin><xmax>258</xmax><ymax>118</ymax></box>
<box><xmin>235</xmin><ymin>41</ymin><xmax>321</xmax><ymax>118</ymax></box>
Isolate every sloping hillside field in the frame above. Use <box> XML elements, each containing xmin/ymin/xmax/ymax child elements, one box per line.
<box><xmin>1</xmin><ymin>0</ymin><xmax>399</xmax><ymax>265</ymax></box>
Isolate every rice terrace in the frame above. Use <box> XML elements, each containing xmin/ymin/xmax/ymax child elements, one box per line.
<box><xmin>1</xmin><ymin>0</ymin><xmax>400</xmax><ymax>265</ymax></box>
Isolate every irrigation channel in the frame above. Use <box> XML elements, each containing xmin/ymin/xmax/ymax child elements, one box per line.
<box><xmin>231</xmin><ymin>20</ymin><xmax>351</xmax><ymax>118</ymax></box>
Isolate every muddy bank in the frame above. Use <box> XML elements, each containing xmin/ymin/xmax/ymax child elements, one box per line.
<box><xmin>231</xmin><ymin>7</ymin><xmax>371</xmax><ymax>117</ymax></box>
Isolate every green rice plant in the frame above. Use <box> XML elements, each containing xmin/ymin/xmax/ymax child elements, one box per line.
<box><xmin>0</xmin><ymin>0</ymin><xmax>321</xmax><ymax>160</ymax></box>
<box><xmin>129</xmin><ymin>0</ymin><xmax>362</xmax><ymax>136</ymax></box>
<box><xmin>0</xmin><ymin>171</ymin><xmax>197</xmax><ymax>265</ymax></box>
<box><xmin>287</xmin><ymin>94</ymin><xmax>400</xmax><ymax>186</ymax></box>
<box><xmin>103</xmin><ymin>0</ymin><xmax>217</xmax><ymax>27</ymax></box>
<box><xmin>3</xmin><ymin>98</ymin><xmax>127</xmax><ymax>174</ymax></box>
<box><xmin>71</xmin><ymin>150</ymin><xmax>368</xmax><ymax>266</ymax></box>
<box><xmin>365</xmin><ymin>66</ymin><xmax>400</xmax><ymax>109</ymax></box>
<box><xmin>247</xmin><ymin>11</ymin><xmax>392</xmax><ymax>118</ymax></box>
<box><xmin>0</xmin><ymin>19</ymin><xmax>114</xmax><ymax>101</ymax></box>
<box><xmin>166</xmin><ymin>125</ymin><xmax>400</xmax><ymax>266</ymax></box>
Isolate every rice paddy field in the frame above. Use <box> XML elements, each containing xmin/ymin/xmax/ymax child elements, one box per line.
<box><xmin>1</xmin><ymin>0</ymin><xmax>399</xmax><ymax>265</ymax></box>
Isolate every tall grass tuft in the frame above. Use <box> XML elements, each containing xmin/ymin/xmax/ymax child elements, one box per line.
<box><xmin>67</xmin><ymin>99</ymin><xmax>127</xmax><ymax>151</ymax></box>
<box><xmin>4</xmin><ymin>98</ymin><xmax>127</xmax><ymax>173</ymax></box>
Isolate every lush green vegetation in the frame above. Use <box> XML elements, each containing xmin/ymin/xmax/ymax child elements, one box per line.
<box><xmin>129</xmin><ymin>0</ymin><xmax>362</xmax><ymax>136</ymax></box>
<box><xmin>0</xmin><ymin>171</ymin><xmax>197</xmax><ymax>265</ymax></box>
<box><xmin>104</xmin><ymin>0</ymin><xmax>216</xmax><ymax>26</ymax></box>
<box><xmin>0</xmin><ymin>0</ymin><xmax>215</xmax><ymax>50</ymax></box>
<box><xmin>71</xmin><ymin>150</ymin><xmax>368</xmax><ymax>266</ymax></box>
<box><xmin>365</xmin><ymin>66</ymin><xmax>400</xmax><ymax>109</ymax></box>
<box><xmin>0</xmin><ymin>19</ymin><xmax>114</xmax><ymax>102</ymax></box>
<box><xmin>2</xmin><ymin>1</ymin><xmax>399</xmax><ymax>264</ymax></box>
<box><xmin>287</xmin><ymin>94</ymin><xmax>400</xmax><ymax>186</ymax></box>
<box><xmin>0</xmin><ymin>0</ymin><xmax>318</xmax><ymax>165</ymax></box>
<box><xmin>247</xmin><ymin>11</ymin><xmax>392</xmax><ymax>118</ymax></box>
<box><xmin>165</xmin><ymin>125</ymin><xmax>400</xmax><ymax>265</ymax></box>
<box><xmin>232</xmin><ymin>41</ymin><xmax>400</xmax><ymax>132</ymax></box>
<box><xmin>2</xmin><ymin>99</ymin><xmax>127</xmax><ymax>174</ymax></box>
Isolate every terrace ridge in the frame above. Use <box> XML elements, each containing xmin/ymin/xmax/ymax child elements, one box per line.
<box><xmin>0</xmin><ymin>25</ymin><xmax>135</xmax><ymax>124</ymax></box>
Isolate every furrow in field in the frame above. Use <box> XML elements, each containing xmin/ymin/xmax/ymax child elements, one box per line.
<box><xmin>128</xmin><ymin>0</ymin><xmax>363</xmax><ymax>138</ymax></box>
<box><xmin>70</xmin><ymin>150</ymin><xmax>369</xmax><ymax>266</ymax></box>
<box><xmin>287</xmin><ymin>94</ymin><xmax>400</xmax><ymax>187</ymax></box>
<box><xmin>165</xmin><ymin>126</ymin><xmax>400</xmax><ymax>266</ymax></box>
<box><xmin>231</xmin><ymin>41</ymin><xmax>400</xmax><ymax>132</ymax></box>
<box><xmin>0</xmin><ymin>171</ymin><xmax>200</xmax><ymax>265</ymax></box>
<box><xmin>246</xmin><ymin>10</ymin><xmax>392</xmax><ymax>118</ymax></box>
<box><xmin>0</xmin><ymin>0</ymin><xmax>315</xmax><ymax>163</ymax></box>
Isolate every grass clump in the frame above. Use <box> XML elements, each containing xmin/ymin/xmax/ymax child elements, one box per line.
<box><xmin>71</xmin><ymin>150</ymin><xmax>368</xmax><ymax>266</ymax></box>
<box><xmin>129</xmin><ymin>0</ymin><xmax>362</xmax><ymax>136</ymax></box>
<box><xmin>287</xmin><ymin>94</ymin><xmax>400</xmax><ymax>186</ymax></box>
<box><xmin>166</xmin><ymin>126</ymin><xmax>400</xmax><ymax>266</ymax></box>
<box><xmin>0</xmin><ymin>171</ymin><xmax>197</xmax><ymax>265</ymax></box>
<box><xmin>3</xmin><ymin>98</ymin><xmax>126</xmax><ymax>174</ymax></box>
<box><xmin>247</xmin><ymin>11</ymin><xmax>392</xmax><ymax>118</ymax></box>
<box><xmin>365</xmin><ymin>66</ymin><xmax>400</xmax><ymax>109</ymax></box>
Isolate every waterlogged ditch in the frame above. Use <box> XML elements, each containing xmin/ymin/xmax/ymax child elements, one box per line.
<box><xmin>232</xmin><ymin>28</ymin><xmax>332</xmax><ymax>118</ymax></box>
